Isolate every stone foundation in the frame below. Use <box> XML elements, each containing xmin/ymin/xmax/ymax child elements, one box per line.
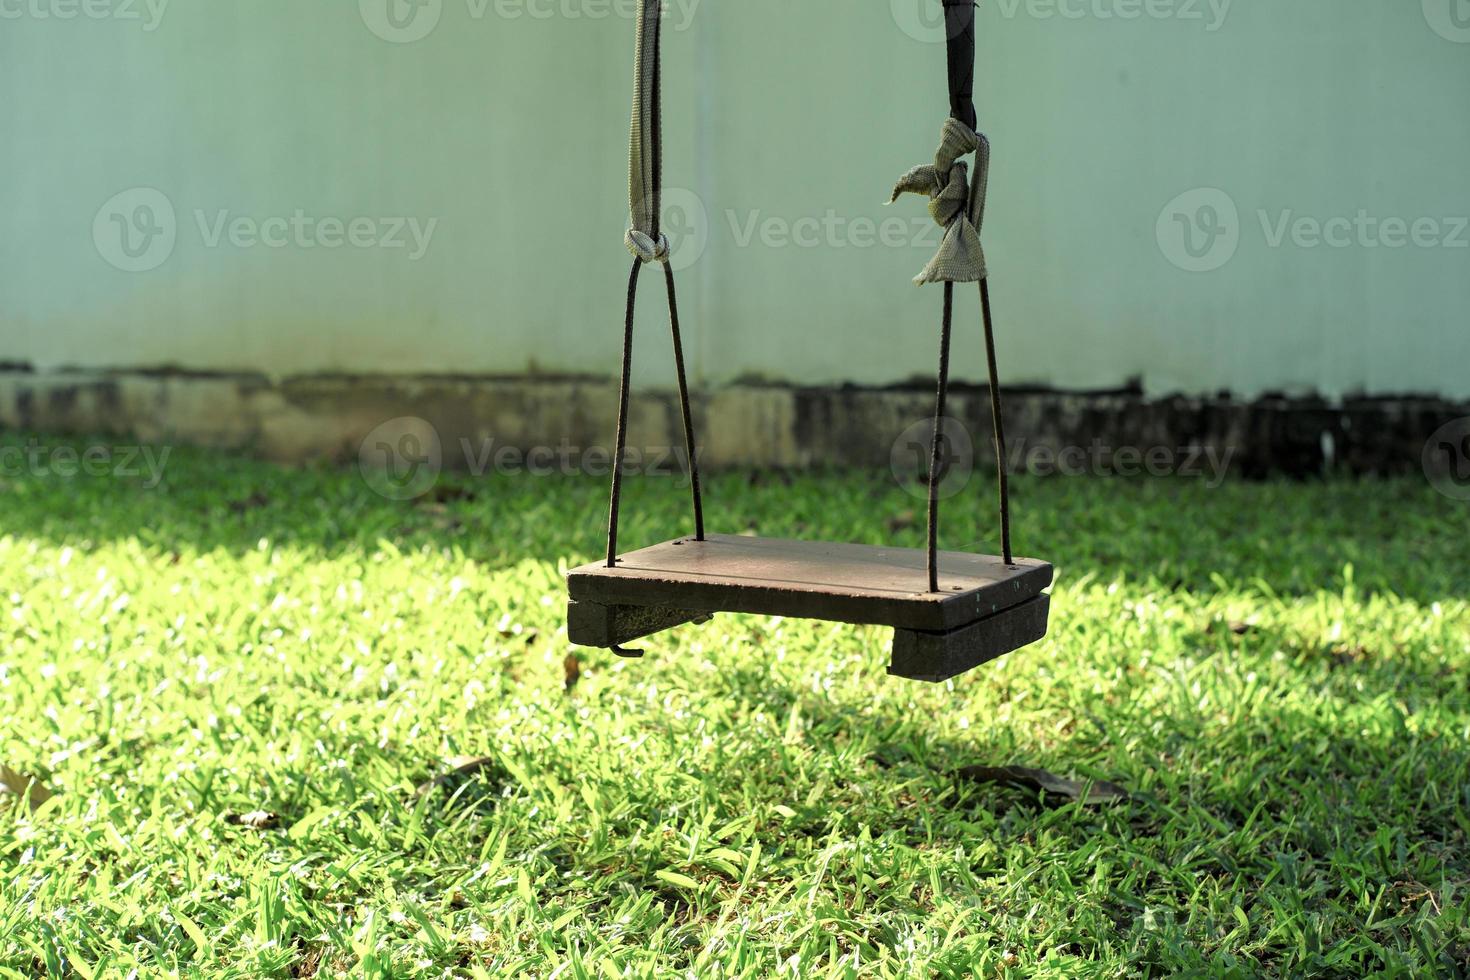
<box><xmin>0</xmin><ymin>367</ymin><xmax>1465</xmax><ymax>479</ymax></box>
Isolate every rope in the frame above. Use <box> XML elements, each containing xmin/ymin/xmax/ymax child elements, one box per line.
<box><xmin>606</xmin><ymin>0</ymin><xmax>705</xmax><ymax>566</ymax></box>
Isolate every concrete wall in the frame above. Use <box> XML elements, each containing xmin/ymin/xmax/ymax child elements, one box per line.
<box><xmin>2</xmin><ymin>0</ymin><xmax>1468</xmax><ymax>398</ymax></box>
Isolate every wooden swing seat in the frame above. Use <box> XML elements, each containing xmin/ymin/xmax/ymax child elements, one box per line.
<box><xmin>568</xmin><ymin>534</ymin><xmax>1052</xmax><ymax>682</ymax></box>
<box><xmin>573</xmin><ymin>3</ymin><xmax>1054</xmax><ymax>684</ymax></box>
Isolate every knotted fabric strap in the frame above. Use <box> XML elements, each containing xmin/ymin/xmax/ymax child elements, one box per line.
<box><xmin>625</xmin><ymin>0</ymin><xmax>669</xmax><ymax>263</ymax></box>
<box><xmin>889</xmin><ymin>117</ymin><xmax>991</xmax><ymax>285</ymax></box>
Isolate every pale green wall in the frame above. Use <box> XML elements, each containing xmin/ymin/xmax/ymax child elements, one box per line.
<box><xmin>3</xmin><ymin>0</ymin><xmax>1467</xmax><ymax>397</ymax></box>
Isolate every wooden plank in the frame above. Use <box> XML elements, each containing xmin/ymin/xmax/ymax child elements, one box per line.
<box><xmin>566</xmin><ymin>599</ymin><xmax>710</xmax><ymax>650</ymax></box>
<box><xmin>567</xmin><ymin>534</ymin><xmax>1051</xmax><ymax>632</ymax></box>
<box><xmin>889</xmin><ymin>594</ymin><xmax>1051</xmax><ymax>683</ymax></box>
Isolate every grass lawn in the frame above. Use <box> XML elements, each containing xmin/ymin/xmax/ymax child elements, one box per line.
<box><xmin>1</xmin><ymin>434</ymin><xmax>1467</xmax><ymax>977</ymax></box>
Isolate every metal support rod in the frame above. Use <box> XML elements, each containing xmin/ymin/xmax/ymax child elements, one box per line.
<box><xmin>663</xmin><ymin>262</ymin><xmax>705</xmax><ymax>541</ymax></box>
<box><xmin>980</xmin><ymin>278</ymin><xmax>1013</xmax><ymax>565</ymax></box>
<box><xmin>927</xmin><ymin>282</ymin><xmax>956</xmax><ymax>593</ymax></box>
<box><xmin>606</xmin><ymin>257</ymin><xmax>642</xmax><ymax>567</ymax></box>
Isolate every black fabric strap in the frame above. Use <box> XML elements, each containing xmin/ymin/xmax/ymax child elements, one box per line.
<box><xmin>944</xmin><ymin>1</ymin><xmax>977</xmax><ymax>131</ymax></box>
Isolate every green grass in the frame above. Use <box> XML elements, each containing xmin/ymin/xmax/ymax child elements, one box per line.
<box><xmin>1</xmin><ymin>433</ymin><xmax>1467</xmax><ymax>977</ymax></box>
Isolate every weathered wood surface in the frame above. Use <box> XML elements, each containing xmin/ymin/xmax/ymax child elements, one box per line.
<box><xmin>889</xmin><ymin>594</ymin><xmax>1051</xmax><ymax>683</ymax></box>
<box><xmin>567</xmin><ymin>534</ymin><xmax>1052</xmax><ymax>632</ymax></box>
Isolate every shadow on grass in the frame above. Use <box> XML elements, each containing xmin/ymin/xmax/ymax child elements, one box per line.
<box><xmin>0</xmin><ymin>432</ymin><xmax>1466</xmax><ymax>604</ymax></box>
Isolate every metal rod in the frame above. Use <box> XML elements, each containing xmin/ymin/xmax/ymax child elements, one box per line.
<box><xmin>606</xmin><ymin>257</ymin><xmax>643</xmax><ymax>567</ymax></box>
<box><xmin>927</xmin><ymin>281</ymin><xmax>956</xmax><ymax>593</ymax></box>
<box><xmin>980</xmin><ymin>277</ymin><xmax>1013</xmax><ymax>565</ymax></box>
<box><xmin>663</xmin><ymin>262</ymin><xmax>705</xmax><ymax>541</ymax></box>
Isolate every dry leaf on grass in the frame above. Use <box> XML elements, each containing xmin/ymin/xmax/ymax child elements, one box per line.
<box><xmin>0</xmin><ymin>765</ymin><xmax>53</xmax><ymax>811</ymax></box>
<box><xmin>957</xmin><ymin>765</ymin><xmax>1129</xmax><ymax>805</ymax></box>
<box><xmin>416</xmin><ymin>756</ymin><xmax>505</xmax><ymax>798</ymax></box>
<box><xmin>225</xmin><ymin>810</ymin><xmax>280</xmax><ymax>830</ymax></box>
<box><xmin>886</xmin><ymin>510</ymin><xmax>918</xmax><ymax>533</ymax></box>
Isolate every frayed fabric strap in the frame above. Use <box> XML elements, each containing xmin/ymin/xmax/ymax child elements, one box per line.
<box><xmin>888</xmin><ymin>117</ymin><xmax>991</xmax><ymax>285</ymax></box>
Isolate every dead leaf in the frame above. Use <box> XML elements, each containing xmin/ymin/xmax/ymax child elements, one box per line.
<box><xmin>563</xmin><ymin>654</ymin><xmax>581</xmax><ymax>692</ymax></box>
<box><xmin>1206</xmin><ymin>618</ymin><xmax>1253</xmax><ymax>637</ymax></box>
<box><xmin>416</xmin><ymin>756</ymin><xmax>504</xmax><ymax>798</ymax></box>
<box><xmin>225</xmin><ymin>810</ymin><xmax>280</xmax><ymax>830</ymax></box>
<box><xmin>0</xmin><ymin>765</ymin><xmax>53</xmax><ymax>811</ymax></box>
<box><xmin>420</xmin><ymin>483</ymin><xmax>474</xmax><ymax>504</ymax></box>
<box><xmin>956</xmin><ymin>765</ymin><xmax>1129</xmax><ymax>805</ymax></box>
<box><xmin>228</xmin><ymin>491</ymin><xmax>269</xmax><ymax>514</ymax></box>
<box><xmin>1328</xmin><ymin>644</ymin><xmax>1372</xmax><ymax>669</ymax></box>
<box><xmin>887</xmin><ymin>510</ymin><xmax>917</xmax><ymax>533</ymax></box>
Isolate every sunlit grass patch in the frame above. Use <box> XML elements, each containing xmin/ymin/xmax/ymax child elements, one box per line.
<box><xmin>0</xmin><ymin>435</ymin><xmax>1467</xmax><ymax>976</ymax></box>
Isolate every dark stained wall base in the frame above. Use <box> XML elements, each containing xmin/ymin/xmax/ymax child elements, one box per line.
<box><xmin>0</xmin><ymin>369</ymin><xmax>1465</xmax><ymax>480</ymax></box>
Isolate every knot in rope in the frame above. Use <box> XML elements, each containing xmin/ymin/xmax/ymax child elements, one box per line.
<box><xmin>625</xmin><ymin>228</ymin><xmax>670</xmax><ymax>264</ymax></box>
<box><xmin>888</xmin><ymin>117</ymin><xmax>991</xmax><ymax>285</ymax></box>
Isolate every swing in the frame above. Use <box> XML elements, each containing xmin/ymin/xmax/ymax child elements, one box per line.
<box><xmin>567</xmin><ymin>0</ymin><xmax>1052</xmax><ymax>682</ymax></box>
